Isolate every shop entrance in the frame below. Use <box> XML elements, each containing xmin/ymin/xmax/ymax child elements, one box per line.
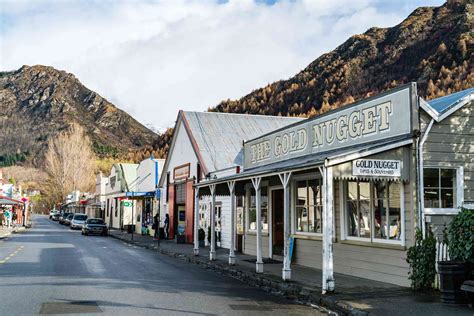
<box><xmin>271</xmin><ymin>189</ymin><xmax>284</xmax><ymax>258</ymax></box>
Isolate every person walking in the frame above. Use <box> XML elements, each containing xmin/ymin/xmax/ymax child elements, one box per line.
<box><xmin>164</xmin><ymin>214</ymin><xmax>169</xmax><ymax>240</ymax></box>
<box><xmin>0</xmin><ymin>210</ymin><xmax>4</xmax><ymax>228</ymax></box>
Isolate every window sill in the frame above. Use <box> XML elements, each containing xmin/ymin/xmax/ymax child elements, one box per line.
<box><xmin>425</xmin><ymin>208</ymin><xmax>460</xmax><ymax>215</ymax></box>
<box><xmin>293</xmin><ymin>234</ymin><xmax>322</xmax><ymax>241</ymax></box>
<box><xmin>340</xmin><ymin>239</ymin><xmax>406</xmax><ymax>250</ymax></box>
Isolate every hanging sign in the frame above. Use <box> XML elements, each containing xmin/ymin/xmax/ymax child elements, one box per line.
<box><xmin>352</xmin><ymin>159</ymin><xmax>401</xmax><ymax>177</ymax></box>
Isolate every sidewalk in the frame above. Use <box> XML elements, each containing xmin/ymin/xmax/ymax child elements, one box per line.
<box><xmin>0</xmin><ymin>225</ymin><xmax>26</xmax><ymax>239</ymax></box>
<box><xmin>109</xmin><ymin>229</ymin><xmax>472</xmax><ymax>315</ymax></box>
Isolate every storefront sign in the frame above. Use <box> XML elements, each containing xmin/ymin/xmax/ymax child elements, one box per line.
<box><xmin>352</xmin><ymin>159</ymin><xmax>401</xmax><ymax>177</ymax></box>
<box><xmin>244</xmin><ymin>85</ymin><xmax>415</xmax><ymax>169</ymax></box>
<box><xmin>174</xmin><ymin>163</ymin><xmax>190</xmax><ymax>181</ymax></box>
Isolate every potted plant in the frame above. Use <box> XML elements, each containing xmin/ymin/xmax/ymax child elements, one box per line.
<box><xmin>438</xmin><ymin>208</ymin><xmax>474</xmax><ymax>304</ymax></box>
<box><xmin>198</xmin><ymin>228</ymin><xmax>205</xmax><ymax>247</ymax></box>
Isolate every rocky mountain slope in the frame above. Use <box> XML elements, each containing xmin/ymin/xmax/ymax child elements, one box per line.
<box><xmin>0</xmin><ymin>65</ymin><xmax>159</xmax><ymax>166</ymax></box>
<box><xmin>212</xmin><ymin>0</ymin><xmax>473</xmax><ymax>117</ymax></box>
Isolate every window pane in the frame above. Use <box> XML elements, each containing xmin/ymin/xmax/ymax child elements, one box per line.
<box><xmin>441</xmin><ymin>189</ymin><xmax>454</xmax><ymax>208</ymax></box>
<box><xmin>359</xmin><ymin>181</ymin><xmax>370</xmax><ymax>200</ymax></box>
<box><xmin>296</xmin><ymin>207</ymin><xmax>308</xmax><ymax>232</ymax></box>
<box><xmin>262</xmin><ymin>207</ymin><xmax>268</xmax><ymax>231</ymax></box>
<box><xmin>374</xmin><ymin>198</ymin><xmax>387</xmax><ymax>239</ymax></box>
<box><xmin>314</xmin><ymin>206</ymin><xmax>322</xmax><ymax>233</ymax></box>
<box><xmin>346</xmin><ymin>200</ymin><xmax>358</xmax><ymax>237</ymax></box>
<box><xmin>359</xmin><ymin>199</ymin><xmax>371</xmax><ymax>238</ymax></box>
<box><xmin>441</xmin><ymin>169</ymin><xmax>455</xmax><ymax>188</ymax></box>
<box><xmin>424</xmin><ymin>168</ymin><xmax>439</xmax><ymax>188</ymax></box>
<box><xmin>373</xmin><ymin>181</ymin><xmax>387</xmax><ymax>200</ymax></box>
<box><xmin>424</xmin><ymin>189</ymin><xmax>440</xmax><ymax>208</ymax></box>
<box><xmin>388</xmin><ymin>202</ymin><xmax>401</xmax><ymax>240</ymax></box>
<box><xmin>249</xmin><ymin>207</ymin><xmax>256</xmax><ymax>230</ymax></box>
<box><xmin>297</xmin><ymin>181</ymin><xmax>307</xmax><ymax>206</ymax></box>
<box><xmin>347</xmin><ymin>181</ymin><xmax>358</xmax><ymax>200</ymax></box>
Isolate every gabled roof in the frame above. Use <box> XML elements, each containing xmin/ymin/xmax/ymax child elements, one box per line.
<box><xmin>159</xmin><ymin>111</ymin><xmax>303</xmax><ymax>186</ymax></box>
<box><xmin>181</xmin><ymin>111</ymin><xmax>303</xmax><ymax>174</ymax></box>
<box><xmin>420</xmin><ymin>87</ymin><xmax>474</xmax><ymax>122</ymax></box>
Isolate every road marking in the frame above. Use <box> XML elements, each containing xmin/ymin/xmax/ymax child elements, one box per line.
<box><xmin>0</xmin><ymin>246</ymin><xmax>23</xmax><ymax>264</ymax></box>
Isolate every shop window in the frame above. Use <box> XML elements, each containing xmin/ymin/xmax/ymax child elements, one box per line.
<box><xmin>424</xmin><ymin>168</ymin><xmax>457</xmax><ymax>209</ymax></box>
<box><xmin>344</xmin><ymin>180</ymin><xmax>402</xmax><ymax>243</ymax></box>
<box><xmin>295</xmin><ymin>179</ymin><xmax>323</xmax><ymax>234</ymax></box>
<box><xmin>247</xmin><ymin>187</ymin><xmax>268</xmax><ymax>232</ymax></box>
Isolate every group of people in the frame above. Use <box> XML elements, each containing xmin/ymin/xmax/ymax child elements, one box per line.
<box><xmin>151</xmin><ymin>213</ymin><xmax>169</xmax><ymax>240</ymax></box>
<box><xmin>0</xmin><ymin>208</ymin><xmax>17</xmax><ymax>228</ymax></box>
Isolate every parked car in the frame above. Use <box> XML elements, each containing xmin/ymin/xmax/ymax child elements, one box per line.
<box><xmin>59</xmin><ymin>212</ymin><xmax>73</xmax><ymax>225</ymax></box>
<box><xmin>49</xmin><ymin>210</ymin><xmax>59</xmax><ymax>219</ymax></box>
<box><xmin>82</xmin><ymin>218</ymin><xmax>108</xmax><ymax>236</ymax></box>
<box><xmin>70</xmin><ymin>214</ymin><xmax>88</xmax><ymax>230</ymax></box>
<box><xmin>64</xmin><ymin>213</ymin><xmax>74</xmax><ymax>226</ymax></box>
<box><xmin>52</xmin><ymin>213</ymin><xmax>61</xmax><ymax>221</ymax></box>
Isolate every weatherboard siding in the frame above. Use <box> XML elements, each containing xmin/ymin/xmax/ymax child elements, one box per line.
<box><xmin>423</xmin><ymin>101</ymin><xmax>474</xmax><ymax>202</ymax></box>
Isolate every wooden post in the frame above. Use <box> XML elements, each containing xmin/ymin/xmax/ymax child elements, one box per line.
<box><xmin>193</xmin><ymin>187</ymin><xmax>200</xmax><ymax>256</ymax></box>
<box><xmin>209</xmin><ymin>184</ymin><xmax>216</xmax><ymax>261</ymax></box>
<box><xmin>278</xmin><ymin>172</ymin><xmax>292</xmax><ymax>280</ymax></box>
<box><xmin>320</xmin><ymin>165</ymin><xmax>335</xmax><ymax>293</ymax></box>
<box><xmin>228</xmin><ymin>181</ymin><xmax>236</xmax><ymax>265</ymax></box>
<box><xmin>251</xmin><ymin>177</ymin><xmax>263</xmax><ymax>273</ymax></box>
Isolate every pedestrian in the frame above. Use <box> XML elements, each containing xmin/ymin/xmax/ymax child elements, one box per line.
<box><xmin>164</xmin><ymin>214</ymin><xmax>169</xmax><ymax>240</ymax></box>
<box><xmin>0</xmin><ymin>210</ymin><xmax>4</xmax><ymax>228</ymax></box>
<box><xmin>152</xmin><ymin>213</ymin><xmax>160</xmax><ymax>240</ymax></box>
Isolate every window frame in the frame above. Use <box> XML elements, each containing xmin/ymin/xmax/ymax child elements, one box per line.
<box><xmin>292</xmin><ymin>174</ymin><xmax>324</xmax><ymax>237</ymax></box>
<box><xmin>340</xmin><ymin>179</ymin><xmax>405</xmax><ymax>246</ymax></box>
<box><xmin>245</xmin><ymin>183</ymin><xmax>269</xmax><ymax>235</ymax></box>
<box><xmin>424</xmin><ymin>166</ymin><xmax>464</xmax><ymax>215</ymax></box>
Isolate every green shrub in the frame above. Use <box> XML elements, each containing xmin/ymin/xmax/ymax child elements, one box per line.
<box><xmin>406</xmin><ymin>228</ymin><xmax>436</xmax><ymax>290</ymax></box>
<box><xmin>447</xmin><ymin>208</ymin><xmax>474</xmax><ymax>264</ymax></box>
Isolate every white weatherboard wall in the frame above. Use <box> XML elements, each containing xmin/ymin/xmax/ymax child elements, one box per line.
<box><xmin>160</xmin><ymin>120</ymin><xmax>198</xmax><ymax>223</ymax></box>
<box><xmin>200</xmin><ymin>195</ymin><xmax>232</xmax><ymax>250</ymax></box>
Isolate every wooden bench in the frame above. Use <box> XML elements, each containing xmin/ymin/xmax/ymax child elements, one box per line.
<box><xmin>461</xmin><ymin>280</ymin><xmax>474</xmax><ymax>306</ymax></box>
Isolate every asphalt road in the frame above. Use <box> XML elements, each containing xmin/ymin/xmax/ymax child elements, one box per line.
<box><xmin>0</xmin><ymin>215</ymin><xmax>324</xmax><ymax>316</ymax></box>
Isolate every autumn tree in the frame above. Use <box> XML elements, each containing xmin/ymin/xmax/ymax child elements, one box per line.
<box><xmin>43</xmin><ymin>123</ymin><xmax>96</xmax><ymax>204</ymax></box>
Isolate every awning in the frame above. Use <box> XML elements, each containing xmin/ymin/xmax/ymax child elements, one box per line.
<box><xmin>195</xmin><ymin>135</ymin><xmax>413</xmax><ymax>188</ymax></box>
<box><xmin>125</xmin><ymin>189</ymin><xmax>160</xmax><ymax>199</ymax></box>
<box><xmin>0</xmin><ymin>196</ymin><xmax>23</xmax><ymax>206</ymax></box>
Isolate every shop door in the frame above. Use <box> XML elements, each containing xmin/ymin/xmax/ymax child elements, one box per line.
<box><xmin>272</xmin><ymin>189</ymin><xmax>284</xmax><ymax>257</ymax></box>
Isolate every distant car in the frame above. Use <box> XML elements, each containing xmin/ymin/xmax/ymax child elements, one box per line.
<box><xmin>82</xmin><ymin>218</ymin><xmax>108</xmax><ymax>236</ymax></box>
<box><xmin>59</xmin><ymin>212</ymin><xmax>73</xmax><ymax>225</ymax></box>
<box><xmin>52</xmin><ymin>213</ymin><xmax>61</xmax><ymax>221</ymax></box>
<box><xmin>70</xmin><ymin>214</ymin><xmax>87</xmax><ymax>230</ymax></box>
<box><xmin>49</xmin><ymin>210</ymin><xmax>59</xmax><ymax>219</ymax></box>
<box><xmin>64</xmin><ymin>213</ymin><xmax>74</xmax><ymax>226</ymax></box>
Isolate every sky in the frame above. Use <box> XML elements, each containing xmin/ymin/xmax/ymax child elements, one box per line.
<box><xmin>0</xmin><ymin>0</ymin><xmax>445</xmax><ymax>133</ymax></box>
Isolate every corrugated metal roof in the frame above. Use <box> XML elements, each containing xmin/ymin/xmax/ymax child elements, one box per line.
<box><xmin>183</xmin><ymin>111</ymin><xmax>303</xmax><ymax>173</ymax></box>
<box><xmin>428</xmin><ymin>87</ymin><xmax>474</xmax><ymax>114</ymax></box>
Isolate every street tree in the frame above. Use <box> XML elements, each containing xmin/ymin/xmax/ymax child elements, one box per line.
<box><xmin>44</xmin><ymin>123</ymin><xmax>95</xmax><ymax>204</ymax></box>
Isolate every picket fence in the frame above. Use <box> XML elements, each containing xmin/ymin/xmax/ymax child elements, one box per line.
<box><xmin>434</xmin><ymin>238</ymin><xmax>450</xmax><ymax>289</ymax></box>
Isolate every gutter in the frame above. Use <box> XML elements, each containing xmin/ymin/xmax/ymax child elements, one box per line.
<box><xmin>418</xmin><ymin>118</ymin><xmax>434</xmax><ymax>238</ymax></box>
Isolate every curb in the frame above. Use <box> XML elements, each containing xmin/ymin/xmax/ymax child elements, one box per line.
<box><xmin>0</xmin><ymin>226</ymin><xmax>27</xmax><ymax>239</ymax></box>
<box><xmin>109</xmin><ymin>233</ymin><xmax>367</xmax><ymax>316</ymax></box>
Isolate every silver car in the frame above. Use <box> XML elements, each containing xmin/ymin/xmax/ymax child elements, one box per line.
<box><xmin>70</xmin><ymin>214</ymin><xmax>88</xmax><ymax>230</ymax></box>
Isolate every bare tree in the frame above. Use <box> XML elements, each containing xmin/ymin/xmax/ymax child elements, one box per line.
<box><xmin>44</xmin><ymin>123</ymin><xmax>95</xmax><ymax>204</ymax></box>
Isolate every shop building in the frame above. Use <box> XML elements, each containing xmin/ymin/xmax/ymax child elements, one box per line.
<box><xmin>104</xmin><ymin>163</ymin><xmax>138</xmax><ymax>229</ymax></box>
<box><xmin>194</xmin><ymin>84</ymin><xmax>473</xmax><ymax>290</ymax></box>
<box><xmin>159</xmin><ymin>111</ymin><xmax>302</xmax><ymax>245</ymax></box>
<box><xmin>125</xmin><ymin>157</ymin><xmax>164</xmax><ymax>235</ymax></box>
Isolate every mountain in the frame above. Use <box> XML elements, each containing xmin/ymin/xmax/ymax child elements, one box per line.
<box><xmin>212</xmin><ymin>0</ymin><xmax>473</xmax><ymax>117</ymax></box>
<box><xmin>0</xmin><ymin>65</ymin><xmax>160</xmax><ymax>167</ymax></box>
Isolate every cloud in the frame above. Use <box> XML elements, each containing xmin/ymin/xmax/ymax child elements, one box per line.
<box><xmin>0</xmin><ymin>0</ymin><xmax>444</xmax><ymax>131</ymax></box>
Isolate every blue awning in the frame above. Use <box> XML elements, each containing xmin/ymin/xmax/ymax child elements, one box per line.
<box><xmin>125</xmin><ymin>189</ymin><xmax>160</xmax><ymax>198</ymax></box>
